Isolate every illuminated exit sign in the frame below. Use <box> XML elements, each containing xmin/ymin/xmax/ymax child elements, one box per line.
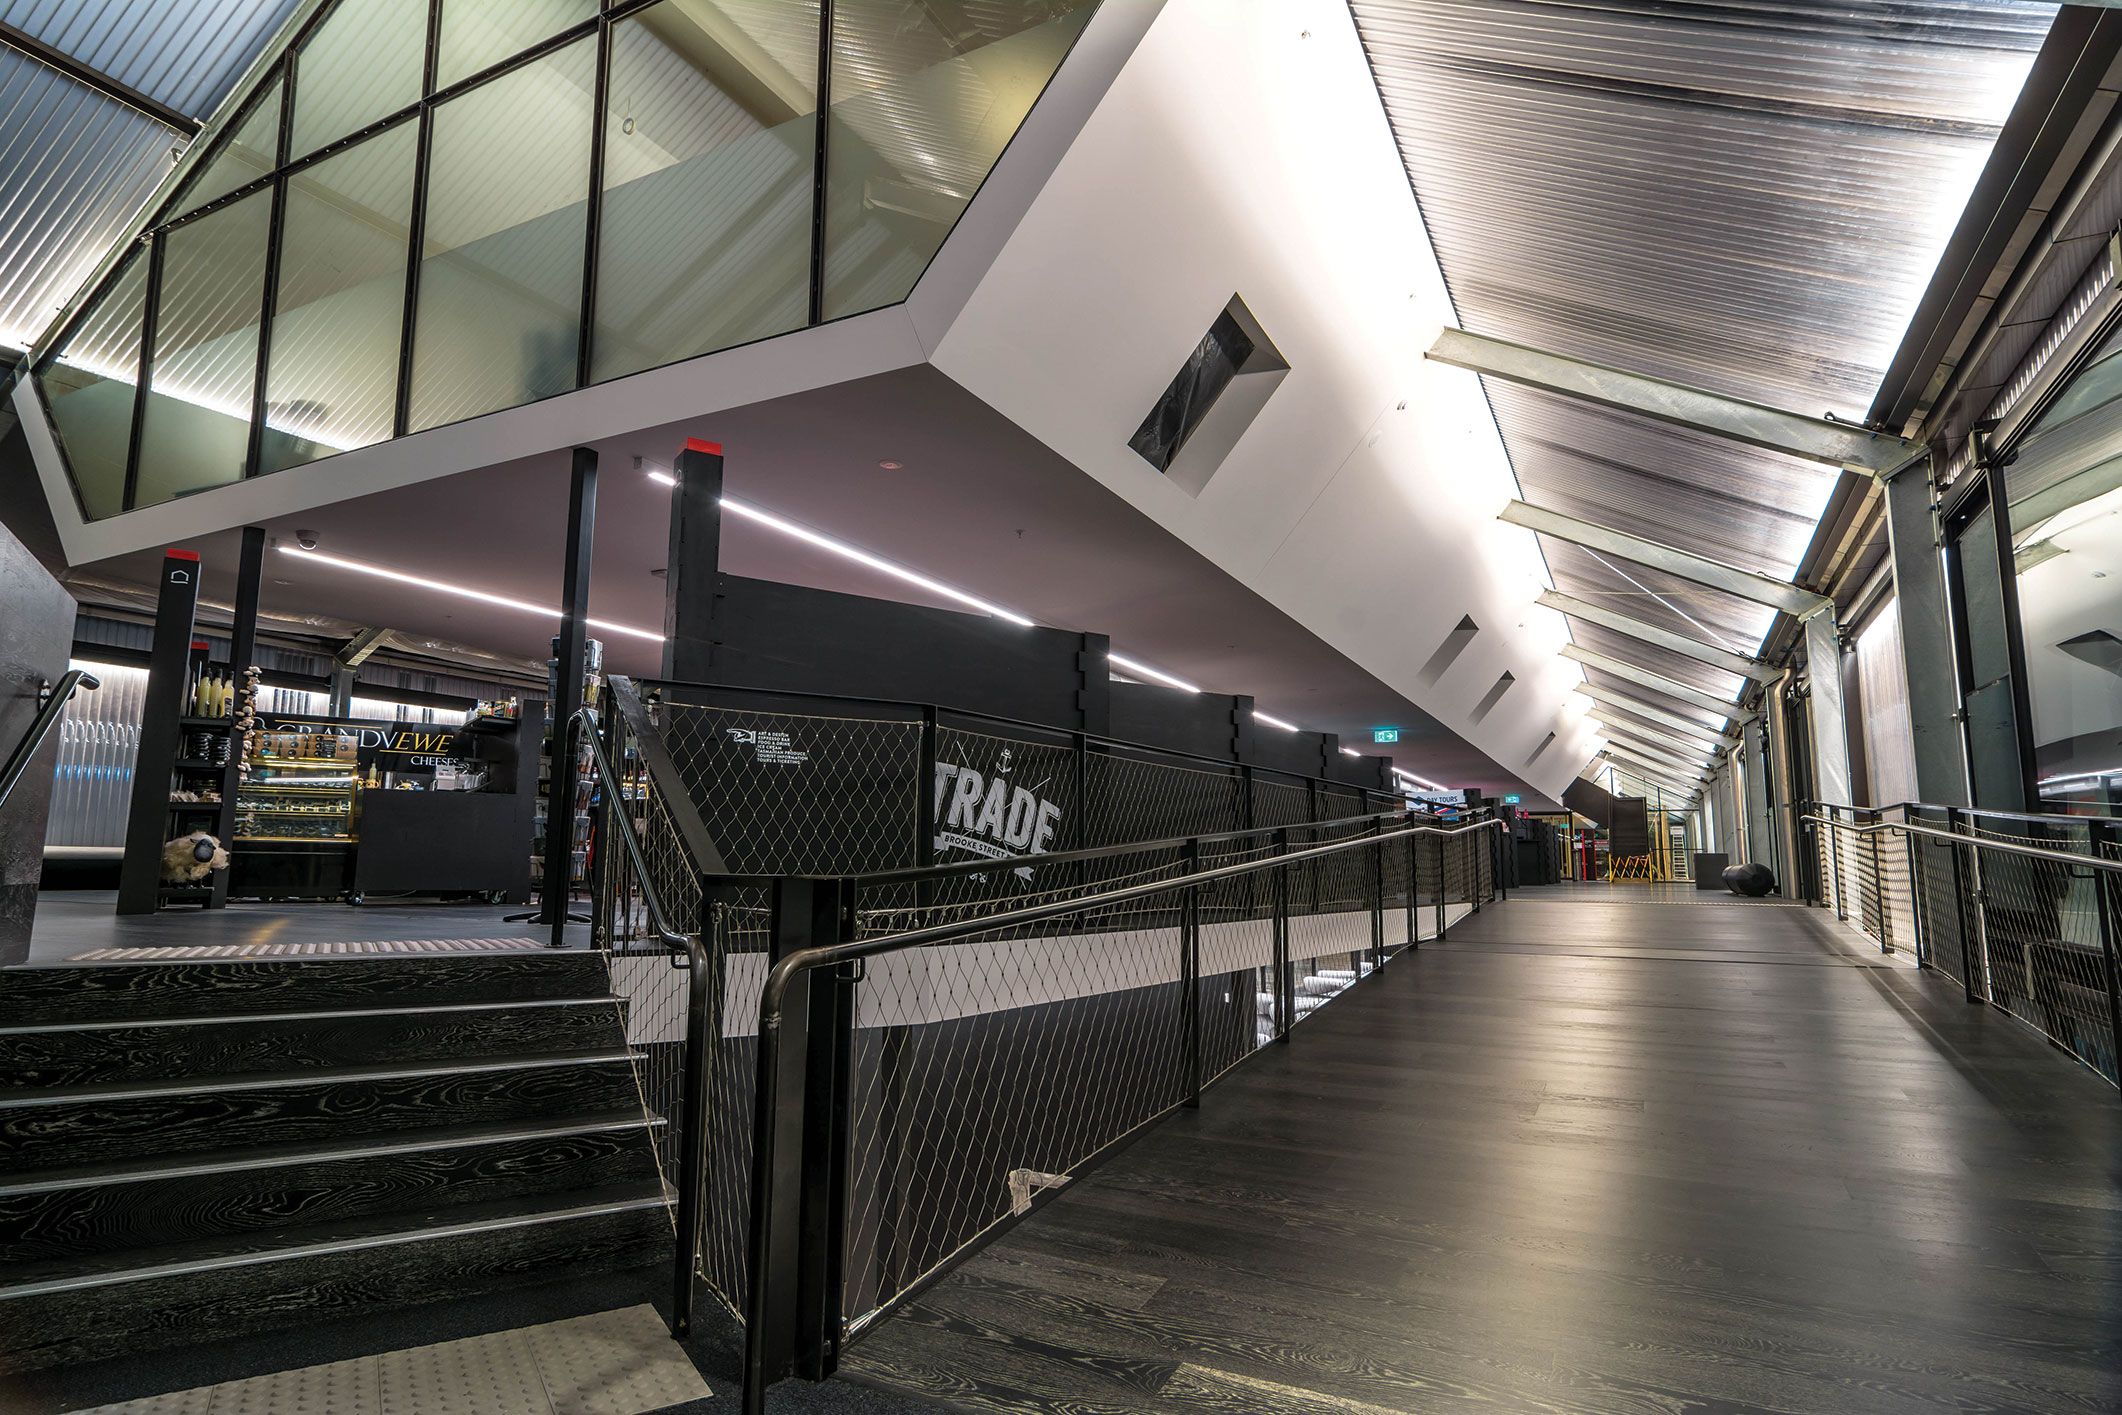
<box><xmin>1372</xmin><ymin>727</ymin><xmax>1400</xmax><ymax>744</ymax></box>
<box><xmin>1504</xmin><ymin>794</ymin><xmax>1522</xmax><ymax>805</ymax></box>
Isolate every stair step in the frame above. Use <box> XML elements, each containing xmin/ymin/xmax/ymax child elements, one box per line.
<box><xmin>0</xmin><ymin>996</ymin><xmax>630</xmax><ymax>1089</ymax></box>
<box><xmin>0</xmin><ymin>1185</ymin><xmax>672</xmax><ymax>1372</ymax></box>
<box><xmin>0</xmin><ymin>1052</ymin><xmax>646</xmax><ymax>1171</ymax></box>
<box><xmin>0</xmin><ymin>954</ymin><xmax>608</xmax><ymax>1027</ymax></box>
<box><xmin>0</xmin><ymin>1112</ymin><xmax>666</xmax><ymax>1264</ymax></box>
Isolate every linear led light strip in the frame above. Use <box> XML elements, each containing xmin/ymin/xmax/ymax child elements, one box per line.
<box><xmin>277</xmin><ymin>546</ymin><xmax>664</xmax><ymax>642</ymax></box>
<box><xmin>286</xmin><ymin>478</ymin><xmax>1451</xmax><ymax>785</ymax></box>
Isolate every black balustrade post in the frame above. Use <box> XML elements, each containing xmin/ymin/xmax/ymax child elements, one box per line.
<box><xmin>1869</xmin><ymin>821</ymin><xmax>1890</xmax><ymax>953</ymax></box>
<box><xmin>2087</xmin><ymin>820</ymin><xmax>2122</xmax><ymax>1086</ymax></box>
<box><xmin>1183</xmin><ymin>837</ymin><xmax>1202</xmax><ymax>1106</ymax></box>
<box><xmin>1434</xmin><ymin>833</ymin><xmax>1447</xmax><ymax>941</ymax></box>
<box><xmin>1369</xmin><ymin>820</ymin><xmax>1385</xmax><ymax>974</ymax></box>
<box><xmin>1273</xmin><ymin>828</ymin><xmax>1292</xmax><ymax>1043</ymax></box>
<box><xmin>745</xmin><ymin>876</ymin><xmax>858</xmax><ymax>1407</ymax></box>
<box><xmin>1405</xmin><ymin>829</ymin><xmax>1418</xmax><ymax>950</ymax></box>
<box><xmin>1828</xmin><ymin>807</ymin><xmax>1845</xmax><ymax>920</ymax></box>
<box><xmin>1904</xmin><ymin>818</ymin><xmax>1928</xmax><ymax>969</ymax></box>
<box><xmin>1946</xmin><ymin>808</ymin><xmax>1980</xmax><ymax>1005</ymax></box>
<box><xmin>672</xmin><ymin>886</ymin><xmax>715</xmax><ymax>1339</ymax></box>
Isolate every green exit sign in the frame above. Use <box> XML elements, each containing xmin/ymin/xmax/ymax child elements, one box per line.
<box><xmin>1504</xmin><ymin>794</ymin><xmax>1522</xmax><ymax>805</ymax></box>
<box><xmin>1372</xmin><ymin>727</ymin><xmax>1400</xmax><ymax>744</ymax></box>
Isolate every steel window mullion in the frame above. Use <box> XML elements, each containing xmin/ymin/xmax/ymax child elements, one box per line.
<box><xmin>808</xmin><ymin>0</ymin><xmax>836</xmax><ymax>327</ymax></box>
<box><xmin>243</xmin><ymin>55</ymin><xmax>301</xmax><ymax>482</ymax></box>
<box><xmin>576</xmin><ymin>14</ymin><xmax>613</xmax><ymax>388</ymax></box>
<box><xmin>395</xmin><ymin>0</ymin><xmax>445</xmax><ymax>437</ymax></box>
<box><xmin>120</xmin><ymin>233</ymin><xmax>166</xmax><ymax>513</ymax></box>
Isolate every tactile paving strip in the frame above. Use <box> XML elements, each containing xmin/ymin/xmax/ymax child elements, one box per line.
<box><xmin>66</xmin><ymin>1305</ymin><xmax>710</xmax><ymax>1414</ymax></box>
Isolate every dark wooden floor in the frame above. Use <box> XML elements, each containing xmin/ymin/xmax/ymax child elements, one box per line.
<box><xmin>843</xmin><ymin>886</ymin><xmax>2122</xmax><ymax>1414</ymax></box>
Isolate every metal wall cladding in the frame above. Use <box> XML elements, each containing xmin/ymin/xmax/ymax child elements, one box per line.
<box><xmin>1</xmin><ymin>0</ymin><xmax>303</xmax><ymax>118</ymax></box>
<box><xmin>0</xmin><ymin>48</ymin><xmax>172</xmax><ymax>351</ymax></box>
<box><xmin>1351</xmin><ymin>0</ymin><xmax>2055</xmax><ymax>651</ymax></box>
<box><xmin>0</xmin><ymin>0</ymin><xmax>302</xmax><ymax>352</ymax></box>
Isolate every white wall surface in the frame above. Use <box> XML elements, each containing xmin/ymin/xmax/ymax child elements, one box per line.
<box><xmin>928</xmin><ymin>0</ymin><xmax>1597</xmax><ymax>797</ymax></box>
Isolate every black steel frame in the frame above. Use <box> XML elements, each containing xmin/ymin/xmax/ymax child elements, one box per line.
<box><xmin>28</xmin><ymin>0</ymin><xmax>1105</xmax><ymax>520</ymax></box>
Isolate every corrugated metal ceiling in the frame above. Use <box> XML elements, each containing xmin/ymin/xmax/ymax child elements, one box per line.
<box><xmin>1350</xmin><ymin>0</ymin><xmax>2055</xmax><ymax>759</ymax></box>
<box><xmin>0</xmin><ymin>0</ymin><xmax>300</xmax><ymax>351</ymax></box>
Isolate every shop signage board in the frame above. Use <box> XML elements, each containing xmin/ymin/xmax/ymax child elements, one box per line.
<box><xmin>251</xmin><ymin>715</ymin><xmax>478</xmax><ymax>774</ymax></box>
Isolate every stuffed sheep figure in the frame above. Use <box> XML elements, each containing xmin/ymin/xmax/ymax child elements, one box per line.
<box><xmin>162</xmin><ymin>831</ymin><xmax>230</xmax><ymax>885</ymax></box>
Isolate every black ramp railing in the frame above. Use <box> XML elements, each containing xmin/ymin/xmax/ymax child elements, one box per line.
<box><xmin>0</xmin><ymin>668</ymin><xmax>98</xmax><ymax>814</ymax></box>
<box><xmin>1805</xmin><ymin>808</ymin><xmax>2121</xmax><ymax>1090</ymax></box>
<box><xmin>736</xmin><ymin>814</ymin><xmax>1504</xmax><ymax>1412</ymax></box>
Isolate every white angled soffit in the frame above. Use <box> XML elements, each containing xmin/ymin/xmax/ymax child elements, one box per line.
<box><xmin>22</xmin><ymin>0</ymin><xmax>1163</xmax><ymax>569</ymax></box>
<box><xmin>925</xmin><ymin>0</ymin><xmax>1597</xmax><ymax>796</ymax></box>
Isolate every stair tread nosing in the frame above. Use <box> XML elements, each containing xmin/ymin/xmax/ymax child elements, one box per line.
<box><xmin>0</xmin><ymin>994</ymin><xmax>628</xmax><ymax>1037</ymax></box>
<box><xmin>0</xmin><ymin>1181</ymin><xmax>674</xmax><ymax>1299</ymax></box>
<box><xmin>0</xmin><ymin>1048</ymin><xmax>646</xmax><ymax>1107</ymax></box>
<box><xmin>0</xmin><ymin>1109</ymin><xmax>666</xmax><ymax>1195</ymax></box>
<box><xmin>0</xmin><ymin>954</ymin><xmax>611</xmax><ymax>1025</ymax></box>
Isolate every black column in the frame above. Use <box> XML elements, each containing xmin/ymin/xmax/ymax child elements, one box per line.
<box><xmin>662</xmin><ymin>438</ymin><xmax>724</xmax><ymax>683</ymax></box>
<box><xmin>117</xmin><ymin>549</ymin><xmax>202</xmax><ymax>914</ymax></box>
<box><xmin>210</xmin><ymin>527</ymin><xmax>265</xmax><ymax>908</ymax></box>
<box><xmin>543</xmin><ymin>448</ymin><xmax>598</xmax><ymax>940</ymax></box>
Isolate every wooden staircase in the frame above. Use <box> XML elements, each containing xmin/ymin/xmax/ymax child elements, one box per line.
<box><xmin>0</xmin><ymin>953</ymin><xmax>670</xmax><ymax>1372</ymax></box>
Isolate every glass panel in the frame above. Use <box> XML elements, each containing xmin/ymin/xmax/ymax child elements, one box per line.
<box><xmin>409</xmin><ymin>36</ymin><xmax>595</xmax><ymax>432</ymax></box>
<box><xmin>1957</xmin><ymin>503</ymin><xmax>2013</xmax><ymax>689</ymax></box>
<box><xmin>170</xmin><ymin>78</ymin><xmax>282</xmax><ymax>217</ymax></box>
<box><xmin>436</xmin><ymin>0</ymin><xmax>596</xmax><ymax>88</ymax></box>
<box><xmin>2010</xmin><ymin>338</ymin><xmax>2122</xmax><ymax>812</ymax></box>
<box><xmin>591</xmin><ymin>0</ymin><xmax>819</xmax><ymax>383</ymax></box>
<box><xmin>39</xmin><ymin>255</ymin><xmax>148</xmax><ymax>521</ymax></box>
<box><xmin>135</xmin><ymin>192</ymin><xmax>273</xmax><ymax>509</ymax></box>
<box><xmin>291</xmin><ymin>0</ymin><xmax>429</xmax><ymax>160</ymax></box>
<box><xmin>822</xmin><ymin>0</ymin><xmax>1095</xmax><ymax>320</ymax></box>
<box><xmin>261</xmin><ymin>123</ymin><xmax>419</xmax><ymax>475</ymax></box>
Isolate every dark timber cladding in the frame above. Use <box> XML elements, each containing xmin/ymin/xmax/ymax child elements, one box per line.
<box><xmin>843</xmin><ymin>890</ymin><xmax>2122</xmax><ymax>1413</ymax></box>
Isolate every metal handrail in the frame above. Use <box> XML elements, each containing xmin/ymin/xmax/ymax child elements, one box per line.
<box><xmin>571</xmin><ymin>705</ymin><xmax>692</xmax><ymax>955</ymax></box>
<box><xmin>1804</xmin><ymin>812</ymin><xmax>2122</xmax><ymax>875</ymax></box>
<box><xmin>0</xmin><ymin>669</ymin><xmax>97</xmax><ymax>815</ymax></box>
<box><xmin>740</xmin><ymin>814</ymin><xmax>1506</xmax><ymax>1411</ymax></box>
<box><xmin>847</xmin><ymin>806</ymin><xmax>1442</xmax><ymax>888</ymax></box>
<box><xmin>568</xmin><ymin>705</ymin><xmax>714</xmax><ymax>1341</ymax></box>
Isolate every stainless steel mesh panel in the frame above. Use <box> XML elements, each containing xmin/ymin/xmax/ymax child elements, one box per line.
<box><xmin>660</xmin><ymin>702</ymin><xmax>924</xmax><ymax>875</ymax></box>
<box><xmin>841</xmin><ymin>873</ymin><xmax>1195</xmax><ymax>1330</ymax></box>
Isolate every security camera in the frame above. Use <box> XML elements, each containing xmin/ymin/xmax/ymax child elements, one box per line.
<box><xmin>295</xmin><ymin>530</ymin><xmax>318</xmax><ymax>551</ymax></box>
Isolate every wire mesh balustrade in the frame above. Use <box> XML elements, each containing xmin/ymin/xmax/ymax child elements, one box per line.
<box><xmin>576</xmin><ymin>674</ymin><xmax>1505</xmax><ymax>1398</ymax></box>
<box><xmin>737</xmin><ymin>814</ymin><xmax>1506</xmax><ymax>1412</ymax></box>
<box><xmin>1806</xmin><ymin>808</ymin><xmax>2121</xmax><ymax>1089</ymax></box>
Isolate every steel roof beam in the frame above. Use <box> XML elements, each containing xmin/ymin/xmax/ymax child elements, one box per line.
<box><xmin>1603</xmin><ymin>747</ymin><xmax>1707</xmax><ymax>789</ymax></box>
<box><xmin>1536</xmin><ymin>590</ymin><xmax>1776</xmax><ymax>683</ymax></box>
<box><xmin>1600</xmin><ymin>744</ymin><xmax>1707</xmax><ymax>785</ymax></box>
<box><xmin>1574</xmin><ymin>682</ymin><xmax>1742</xmax><ymax>746</ymax></box>
<box><xmin>1597</xmin><ymin>732</ymin><xmax>1713</xmax><ymax>779</ymax></box>
<box><xmin>1427</xmin><ymin>327</ymin><xmax>1924</xmax><ymax>477</ymax></box>
<box><xmin>1603</xmin><ymin>764</ymin><xmax>1700</xmax><ymax>804</ymax></box>
<box><xmin>0</xmin><ymin>21</ymin><xmax>201</xmax><ymax>135</ymax></box>
<box><xmin>1589</xmin><ymin>707</ymin><xmax>1733</xmax><ymax>758</ymax></box>
<box><xmin>1597</xmin><ymin>724</ymin><xmax>1714</xmax><ymax>774</ymax></box>
<box><xmin>1562</xmin><ymin>644</ymin><xmax>1744</xmax><ymax>723</ymax></box>
<box><xmin>1503</xmin><ymin>500</ymin><xmax>1829</xmax><ymax>618</ymax></box>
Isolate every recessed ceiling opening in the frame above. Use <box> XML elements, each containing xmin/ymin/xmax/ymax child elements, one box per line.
<box><xmin>1419</xmin><ymin>615</ymin><xmax>1479</xmax><ymax>688</ymax></box>
<box><xmin>1472</xmin><ymin>670</ymin><xmax>1515</xmax><ymax>723</ymax></box>
<box><xmin>1128</xmin><ymin>293</ymin><xmax>1289</xmax><ymax>495</ymax></box>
